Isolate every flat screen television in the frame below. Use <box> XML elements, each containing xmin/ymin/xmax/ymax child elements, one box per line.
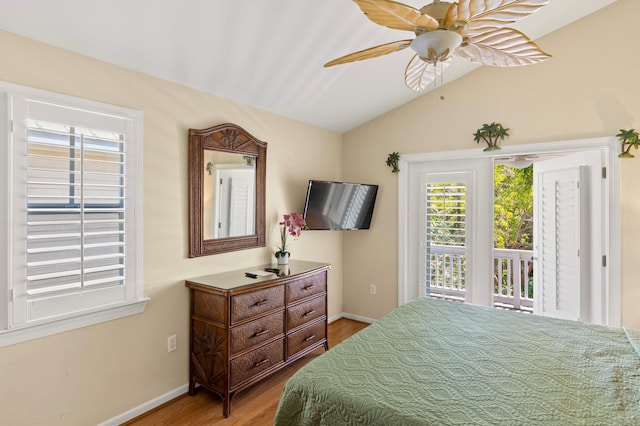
<box><xmin>303</xmin><ymin>180</ymin><xmax>379</xmax><ymax>230</ymax></box>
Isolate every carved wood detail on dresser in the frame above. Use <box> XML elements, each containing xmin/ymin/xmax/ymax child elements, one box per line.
<box><xmin>186</xmin><ymin>260</ymin><xmax>330</xmax><ymax>417</ymax></box>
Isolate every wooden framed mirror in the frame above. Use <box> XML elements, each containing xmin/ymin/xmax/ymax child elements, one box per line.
<box><xmin>188</xmin><ymin>123</ymin><xmax>266</xmax><ymax>257</ymax></box>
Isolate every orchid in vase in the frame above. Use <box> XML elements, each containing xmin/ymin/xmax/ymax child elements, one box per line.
<box><xmin>275</xmin><ymin>212</ymin><xmax>306</xmax><ymax>264</ymax></box>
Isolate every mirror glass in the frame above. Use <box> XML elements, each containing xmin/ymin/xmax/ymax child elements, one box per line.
<box><xmin>189</xmin><ymin>122</ymin><xmax>266</xmax><ymax>257</ymax></box>
<box><xmin>202</xmin><ymin>151</ymin><xmax>256</xmax><ymax>240</ymax></box>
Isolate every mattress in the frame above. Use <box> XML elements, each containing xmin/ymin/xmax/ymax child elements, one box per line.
<box><xmin>274</xmin><ymin>297</ymin><xmax>640</xmax><ymax>425</ymax></box>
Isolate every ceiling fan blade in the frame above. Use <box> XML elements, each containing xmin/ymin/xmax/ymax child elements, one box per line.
<box><xmin>354</xmin><ymin>0</ymin><xmax>439</xmax><ymax>32</ymax></box>
<box><xmin>445</xmin><ymin>0</ymin><xmax>550</xmax><ymax>31</ymax></box>
<box><xmin>324</xmin><ymin>39</ymin><xmax>412</xmax><ymax>67</ymax></box>
<box><xmin>404</xmin><ymin>54</ymin><xmax>452</xmax><ymax>91</ymax></box>
<box><xmin>456</xmin><ymin>27</ymin><xmax>550</xmax><ymax>66</ymax></box>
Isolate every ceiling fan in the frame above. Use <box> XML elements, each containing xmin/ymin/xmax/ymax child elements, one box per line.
<box><xmin>495</xmin><ymin>154</ymin><xmax>539</xmax><ymax>168</ymax></box>
<box><xmin>325</xmin><ymin>0</ymin><xmax>552</xmax><ymax>91</ymax></box>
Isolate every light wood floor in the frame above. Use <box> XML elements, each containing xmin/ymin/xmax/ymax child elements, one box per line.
<box><xmin>125</xmin><ymin>318</ymin><xmax>369</xmax><ymax>426</ymax></box>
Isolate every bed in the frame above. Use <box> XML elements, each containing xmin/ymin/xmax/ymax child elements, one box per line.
<box><xmin>274</xmin><ymin>297</ymin><xmax>640</xmax><ymax>425</ymax></box>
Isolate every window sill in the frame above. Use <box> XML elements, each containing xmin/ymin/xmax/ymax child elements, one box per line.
<box><xmin>0</xmin><ymin>298</ymin><xmax>150</xmax><ymax>348</ymax></box>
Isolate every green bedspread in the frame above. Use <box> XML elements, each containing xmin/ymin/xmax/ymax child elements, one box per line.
<box><xmin>274</xmin><ymin>297</ymin><xmax>640</xmax><ymax>425</ymax></box>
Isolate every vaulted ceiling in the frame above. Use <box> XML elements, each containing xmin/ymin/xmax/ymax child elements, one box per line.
<box><xmin>0</xmin><ymin>0</ymin><xmax>618</xmax><ymax>133</ymax></box>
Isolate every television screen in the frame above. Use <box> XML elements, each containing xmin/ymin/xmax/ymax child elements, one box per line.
<box><xmin>303</xmin><ymin>180</ymin><xmax>378</xmax><ymax>230</ymax></box>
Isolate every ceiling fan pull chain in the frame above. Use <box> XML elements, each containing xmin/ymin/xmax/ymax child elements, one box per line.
<box><xmin>439</xmin><ymin>61</ymin><xmax>445</xmax><ymax>101</ymax></box>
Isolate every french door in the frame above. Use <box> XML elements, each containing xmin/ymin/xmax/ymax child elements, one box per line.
<box><xmin>399</xmin><ymin>140</ymin><xmax>616</xmax><ymax>326</ymax></box>
<box><xmin>405</xmin><ymin>158</ymin><xmax>494</xmax><ymax>306</ymax></box>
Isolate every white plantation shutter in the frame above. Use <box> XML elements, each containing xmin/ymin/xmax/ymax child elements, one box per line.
<box><xmin>424</xmin><ymin>181</ymin><xmax>467</xmax><ymax>298</ymax></box>
<box><xmin>419</xmin><ymin>171</ymin><xmax>478</xmax><ymax>302</ymax></box>
<box><xmin>534</xmin><ymin>166</ymin><xmax>588</xmax><ymax>321</ymax></box>
<box><xmin>10</xmin><ymin>98</ymin><xmax>138</xmax><ymax>325</ymax></box>
<box><xmin>340</xmin><ymin>185</ymin><xmax>373</xmax><ymax>229</ymax></box>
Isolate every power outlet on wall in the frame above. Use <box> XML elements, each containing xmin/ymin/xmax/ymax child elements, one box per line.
<box><xmin>369</xmin><ymin>284</ymin><xmax>376</xmax><ymax>295</ymax></box>
<box><xmin>167</xmin><ymin>334</ymin><xmax>177</xmax><ymax>353</ymax></box>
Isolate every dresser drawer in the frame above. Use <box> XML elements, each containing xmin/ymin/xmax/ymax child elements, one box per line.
<box><xmin>286</xmin><ymin>272</ymin><xmax>326</xmax><ymax>304</ymax></box>
<box><xmin>230</xmin><ymin>311</ymin><xmax>284</xmax><ymax>355</ymax></box>
<box><xmin>231</xmin><ymin>285</ymin><xmax>285</xmax><ymax>324</ymax></box>
<box><xmin>230</xmin><ymin>339</ymin><xmax>284</xmax><ymax>388</ymax></box>
<box><xmin>192</xmin><ymin>290</ymin><xmax>226</xmax><ymax>324</ymax></box>
<box><xmin>287</xmin><ymin>295</ymin><xmax>326</xmax><ymax>330</ymax></box>
<box><xmin>287</xmin><ymin>320</ymin><xmax>326</xmax><ymax>358</ymax></box>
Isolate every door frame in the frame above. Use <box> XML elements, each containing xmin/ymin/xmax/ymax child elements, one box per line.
<box><xmin>397</xmin><ymin>136</ymin><xmax>620</xmax><ymax>326</ymax></box>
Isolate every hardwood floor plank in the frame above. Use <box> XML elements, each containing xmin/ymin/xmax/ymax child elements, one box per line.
<box><xmin>125</xmin><ymin>318</ymin><xmax>369</xmax><ymax>425</ymax></box>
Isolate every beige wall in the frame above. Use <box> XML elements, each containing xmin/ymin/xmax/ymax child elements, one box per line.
<box><xmin>1</xmin><ymin>0</ymin><xmax>639</xmax><ymax>423</ymax></box>
<box><xmin>0</xmin><ymin>31</ymin><xmax>343</xmax><ymax>424</ymax></box>
<box><xmin>343</xmin><ymin>0</ymin><xmax>640</xmax><ymax>326</ymax></box>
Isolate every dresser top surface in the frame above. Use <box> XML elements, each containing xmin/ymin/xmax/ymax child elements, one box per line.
<box><xmin>185</xmin><ymin>259</ymin><xmax>331</xmax><ymax>291</ymax></box>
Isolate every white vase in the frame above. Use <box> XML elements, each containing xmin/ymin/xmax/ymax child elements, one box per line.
<box><xmin>277</xmin><ymin>253</ymin><xmax>290</xmax><ymax>265</ymax></box>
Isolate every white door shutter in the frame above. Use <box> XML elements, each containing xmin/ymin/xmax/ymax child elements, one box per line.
<box><xmin>534</xmin><ymin>166</ymin><xmax>589</xmax><ymax>321</ymax></box>
<box><xmin>214</xmin><ymin>167</ymin><xmax>255</xmax><ymax>238</ymax></box>
<box><xmin>229</xmin><ymin>174</ymin><xmax>255</xmax><ymax>236</ymax></box>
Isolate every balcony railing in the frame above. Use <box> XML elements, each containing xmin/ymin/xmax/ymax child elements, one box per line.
<box><xmin>426</xmin><ymin>244</ymin><xmax>533</xmax><ymax>311</ymax></box>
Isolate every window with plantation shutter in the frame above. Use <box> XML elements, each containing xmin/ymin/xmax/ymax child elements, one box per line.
<box><xmin>1</xmin><ymin>83</ymin><xmax>147</xmax><ymax>347</ymax></box>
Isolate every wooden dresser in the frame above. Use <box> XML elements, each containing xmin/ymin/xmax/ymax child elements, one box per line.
<box><xmin>185</xmin><ymin>260</ymin><xmax>330</xmax><ymax>417</ymax></box>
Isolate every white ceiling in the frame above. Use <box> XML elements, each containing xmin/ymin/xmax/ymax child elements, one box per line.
<box><xmin>0</xmin><ymin>0</ymin><xmax>618</xmax><ymax>133</ymax></box>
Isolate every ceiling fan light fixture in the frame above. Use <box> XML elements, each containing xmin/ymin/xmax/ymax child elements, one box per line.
<box><xmin>410</xmin><ymin>30</ymin><xmax>462</xmax><ymax>63</ymax></box>
<box><xmin>509</xmin><ymin>159</ymin><xmax>534</xmax><ymax>169</ymax></box>
<box><xmin>503</xmin><ymin>155</ymin><xmax>537</xmax><ymax>169</ymax></box>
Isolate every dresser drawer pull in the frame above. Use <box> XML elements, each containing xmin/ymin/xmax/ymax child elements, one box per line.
<box><xmin>253</xmin><ymin>299</ymin><xmax>269</xmax><ymax>307</ymax></box>
<box><xmin>303</xmin><ymin>284</ymin><xmax>315</xmax><ymax>291</ymax></box>
<box><xmin>253</xmin><ymin>358</ymin><xmax>270</xmax><ymax>368</ymax></box>
<box><xmin>252</xmin><ymin>329</ymin><xmax>269</xmax><ymax>338</ymax></box>
<box><xmin>303</xmin><ymin>334</ymin><xmax>316</xmax><ymax>342</ymax></box>
<box><xmin>303</xmin><ymin>310</ymin><xmax>316</xmax><ymax>317</ymax></box>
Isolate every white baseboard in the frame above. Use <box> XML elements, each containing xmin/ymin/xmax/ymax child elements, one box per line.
<box><xmin>329</xmin><ymin>312</ymin><xmax>376</xmax><ymax>324</ymax></box>
<box><xmin>98</xmin><ymin>384</ymin><xmax>189</xmax><ymax>426</ymax></box>
<box><xmin>328</xmin><ymin>313</ymin><xmax>344</xmax><ymax>323</ymax></box>
<box><xmin>102</xmin><ymin>313</ymin><xmax>376</xmax><ymax>424</ymax></box>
